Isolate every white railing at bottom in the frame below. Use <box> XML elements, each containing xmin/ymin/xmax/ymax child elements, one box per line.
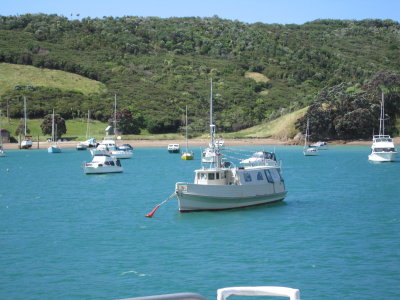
<box><xmin>120</xmin><ymin>286</ymin><xmax>300</xmax><ymax>300</ymax></box>
<box><xmin>218</xmin><ymin>286</ymin><xmax>300</xmax><ymax>300</ymax></box>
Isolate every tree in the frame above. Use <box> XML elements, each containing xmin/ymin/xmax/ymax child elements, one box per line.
<box><xmin>40</xmin><ymin>113</ymin><xmax>66</xmax><ymax>139</ymax></box>
<box><xmin>15</xmin><ymin>120</ymin><xmax>30</xmax><ymax>136</ymax></box>
<box><xmin>114</xmin><ymin>108</ymin><xmax>142</xmax><ymax>135</ymax></box>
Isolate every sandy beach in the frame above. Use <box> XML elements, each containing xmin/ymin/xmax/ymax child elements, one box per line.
<box><xmin>4</xmin><ymin>137</ymin><xmax>397</xmax><ymax>150</ymax></box>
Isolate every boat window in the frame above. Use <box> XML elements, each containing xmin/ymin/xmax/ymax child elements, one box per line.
<box><xmin>198</xmin><ymin>173</ymin><xmax>207</xmax><ymax>180</ymax></box>
<box><xmin>264</xmin><ymin>170</ymin><xmax>274</xmax><ymax>183</ymax></box>
<box><xmin>244</xmin><ymin>172</ymin><xmax>252</xmax><ymax>182</ymax></box>
<box><xmin>110</xmin><ymin>161</ymin><xmax>115</xmax><ymax>166</ymax></box>
<box><xmin>216</xmin><ymin>173</ymin><xmax>220</xmax><ymax>180</ymax></box>
<box><xmin>269</xmin><ymin>168</ymin><xmax>281</xmax><ymax>182</ymax></box>
<box><xmin>208</xmin><ymin>173</ymin><xmax>215</xmax><ymax>180</ymax></box>
<box><xmin>257</xmin><ymin>171</ymin><xmax>264</xmax><ymax>180</ymax></box>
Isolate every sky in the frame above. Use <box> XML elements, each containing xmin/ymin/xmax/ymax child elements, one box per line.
<box><xmin>1</xmin><ymin>0</ymin><xmax>399</xmax><ymax>24</ymax></box>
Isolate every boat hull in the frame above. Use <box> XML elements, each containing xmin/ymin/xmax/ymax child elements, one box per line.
<box><xmin>48</xmin><ymin>146</ymin><xmax>62</xmax><ymax>153</ymax></box>
<box><xmin>181</xmin><ymin>152</ymin><xmax>194</xmax><ymax>160</ymax></box>
<box><xmin>368</xmin><ymin>152</ymin><xmax>397</xmax><ymax>162</ymax></box>
<box><xmin>84</xmin><ymin>166</ymin><xmax>123</xmax><ymax>174</ymax></box>
<box><xmin>168</xmin><ymin>149</ymin><xmax>180</xmax><ymax>153</ymax></box>
<box><xmin>176</xmin><ymin>182</ymin><xmax>287</xmax><ymax>212</ymax></box>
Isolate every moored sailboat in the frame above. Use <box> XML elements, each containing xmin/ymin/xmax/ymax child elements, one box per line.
<box><xmin>47</xmin><ymin>109</ymin><xmax>62</xmax><ymax>153</ymax></box>
<box><xmin>181</xmin><ymin>105</ymin><xmax>194</xmax><ymax>160</ymax></box>
<box><xmin>20</xmin><ymin>97</ymin><xmax>32</xmax><ymax>149</ymax></box>
<box><xmin>368</xmin><ymin>91</ymin><xmax>397</xmax><ymax>162</ymax></box>
<box><xmin>303</xmin><ymin>118</ymin><xmax>318</xmax><ymax>156</ymax></box>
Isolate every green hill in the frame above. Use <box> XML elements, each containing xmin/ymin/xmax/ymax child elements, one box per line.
<box><xmin>0</xmin><ymin>14</ymin><xmax>399</xmax><ymax>139</ymax></box>
<box><xmin>0</xmin><ymin>63</ymin><xmax>106</xmax><ymax>96</ymax></box>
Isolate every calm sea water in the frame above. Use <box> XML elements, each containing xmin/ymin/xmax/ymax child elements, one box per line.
<box><xmin>0</xmin><ymin>145</ymin><xmax>399</xmax><ymax>300</ymax></box>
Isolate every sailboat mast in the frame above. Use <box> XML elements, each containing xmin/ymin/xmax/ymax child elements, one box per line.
<box><xmin>185</xmin><ymin>105</ymin><xmax>189</xmax><ymax>151</ymax></box>
<box><xmin>24</xmin><ymin>97</ymin><xmax>27</xmax><ymax>136</ymax></box>
<box><xmin>209</xmin><ymin>78</ymin><xmax>215</xmax><ymax>147</ymax></box>
<box><xmin>114</xmin><ymin>94</ymin><xmax>117</xmax><ymax>137</ymax></box>
<box><xmin>52</xmin><ymin>109</ymin><xmax>55</xmax><ymax>142</ymax></box>
<box><xmin>379</xmin><ymin>91</ymin><xmax>385</xmax><ymax>136</ymax></box>
<box><xmin>86</xmin><ymin>110</ymin><xmax>91</xmax><ymax>139</ymax></box>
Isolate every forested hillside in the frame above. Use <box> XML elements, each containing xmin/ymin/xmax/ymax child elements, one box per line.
<box><xmin>0</xmin><ymin>14</ymin><xmax>399</xmax><ymax>137</ymax></box>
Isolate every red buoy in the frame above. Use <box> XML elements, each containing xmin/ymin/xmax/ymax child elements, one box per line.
<box><xmin>145</xmin><ymin>205</ymin><xmax>160</xmax><ymax>218</ymax></box>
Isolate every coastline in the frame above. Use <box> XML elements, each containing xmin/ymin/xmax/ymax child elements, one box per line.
<box><xmin>3</xmin><ymin>137</ymin><xmax>398</xmax><ymax>150</ymax></box>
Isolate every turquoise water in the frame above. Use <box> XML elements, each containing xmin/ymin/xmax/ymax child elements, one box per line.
<box><xmin>0</xmin><ymin>146</ymin><xmax>399</xmax><ymax>300</ymax></box>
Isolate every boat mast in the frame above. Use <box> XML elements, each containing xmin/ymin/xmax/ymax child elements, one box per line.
<box><xmin>209</xmin><ymin>78</ymin><xmax>215</xmax><ymax>148</ymax></box>
<box><xmin>114</xmin><ymin>94</ymin><xmax>117</xmax><ymax>138</ymax></box>
<box><xmin>379</xmin><ymin>90</ymin><xmax>385</xmax><ymax>136</ymax></box>
<box><xmin>24</xmin><ymin>97</ymin><xmax>27</xmax><ymax>136</ymax></box>
<box><xmin>185</xmin><ymin>105</ymin><xmax>189</xmax><ymax>152</ymax></box>
<box><xmin>86</xmin><ymin>110</ymin><xmax>91</xmax><ymax>139</ymax></box>
<box><xmin>304</xmin><ymin>118</ymin><xmax>309</xmax><ymax>147</ymax></box>
<box><xmin>51</xmin><ymin>109</ymin><xmax>55</xmax><ymax>142</ymax></box>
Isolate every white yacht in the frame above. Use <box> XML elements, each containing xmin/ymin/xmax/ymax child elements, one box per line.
<box><xmin>311</xmin><ymin>141</ymin><xmax>328</xmax><ymax>150</ymax></box>
<box><xmin>368</xmin><ymin>91</ymin><xmax>397</xmax><ymax>162</ymax></box>
<box><xmin>174</xmin><ymin>80</ymin><xmax>287</xmax><ymax>212</ymax></box>
<box><xmin>240</xmin><ymin>151</ymin><xmax>278</xmax><ymax>167</ymax></box>
<box><xmin>47</xmin><ymin>109</ymin><xmax>61</xmax><ymax>153</ymax></box>
<box><xmin>20</xmin><ymin>97</ymin><xmax>32</xmax><ymax>149</ymax></box>
<box><xmin>77</xmin><ymin>111</ymin><xmax>97</xmax><ymax>150</ymax></box>
<box><xmin>303</xmin><ymin>118</ymin><xmax>318</xmax><ymax>156</ymax></box>
<box><xmin>83</xmin><ymin>153</ymin><xmax>123</xmax><ymax>174</ymax></box>
<box><xmin>168</xmin><ymin>144</ymin><xmax>180</xmax><ymax>153</ymax></box>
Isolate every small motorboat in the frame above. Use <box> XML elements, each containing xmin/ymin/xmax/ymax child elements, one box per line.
<box><xmin>168</xmin><ymin>144</ymin><xmax>180</xmax><ymax>153</ymax></box>
<box><xmin>83</xmin><ymin>153</ymin><xmax>123</xmax><ymax>174</ymax></box>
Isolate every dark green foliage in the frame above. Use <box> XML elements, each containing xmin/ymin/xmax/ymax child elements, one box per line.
<box><xmin>114</xmin><ymin>108</ymin><xmax>142</xmax><ymax>134</ymax></box>
<box><xmin>0</xmin><ymin>14</ymin><xmax>400</xmax><ymax>136</ymax></box>
<box><xmin>15</xmin><ymin>121</ymin><xmax>30</xmax><ymax>136</ymax></box>
<box><xmin>40</xmin><ymin>113</ymin><xmax>67</xmax><ymax>138</ymax></box>
<box><xmin>296</xmin><ymin>70</ymin><xmax>400</xmax><ymax>140</ymax></box>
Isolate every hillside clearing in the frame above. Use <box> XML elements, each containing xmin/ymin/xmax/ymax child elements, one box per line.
<box><xmin>0</xmin><ymin>63</ymin><xmax>106</xmax><ymax>96</ymax></box>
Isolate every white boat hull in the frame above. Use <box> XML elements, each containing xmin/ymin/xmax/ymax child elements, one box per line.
<box><xmin>368</xmin><ymin>152</ymin><xmax>397</xmax><ymax>162</ymax></box>
<box><xmin>48</xmin><ymin>146</ymin><xmax>62</xmax><ymax>153</ymax></box>
<box><xmin>176</xmin><ymin>182</ymin><xmax>287</xmax><ymax>212</ymax></box>
<box><xmin>84</xmin><ymin>165</ymin><xmax>123</xmax><ymax>174</ymax></box>
<box><xmin>110</xmin><ymin>150</ymin><xmax>133</xmax><ymax>159</ymax></box>
<box><xmin>21</xmin><ymin>140</ymin><xmax>32</xmax><ymax>149</ymax></box>
<box><xmin>303</xmin><ymin>149</ymin><xmax>318</xmax><ymax>156</ymax></box>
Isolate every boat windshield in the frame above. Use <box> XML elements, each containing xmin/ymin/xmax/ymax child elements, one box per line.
<box><xmin>373</xmin><ymin>148</ymin><xmax>396</xmax><ymax>152</ymax></box>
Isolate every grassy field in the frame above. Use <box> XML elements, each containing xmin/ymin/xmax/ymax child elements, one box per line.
<box><xmin>223</xmin><ymin>107</ymin><xmax>308</xmax><ymax>139</ymax></box>
<box><xmin>0</xmin><ymin>63</ymin><xmax>106</xmax><ymax>96</ymax></box>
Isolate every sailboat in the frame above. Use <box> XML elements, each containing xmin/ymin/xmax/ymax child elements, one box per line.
<box><xmin>303</xmin><ymin>118</ymin><xmax>318</xmax><ymax>156</ymax></box>
<box><xmin>48</xmin><ymin>109</ymin><xmax>62</xmax><ymax>153</ymax></box>
<box><xmin>201</xmin><ymin>78</ymin><xmax>221</xmax><ymax>163</ymax></box>
<box><xmin>76</xmin><ymin>110</ymin><xmax>97</xmax><ymax>150</ymax></box>
<box><xmin>0</xmin><ymin>110</ymin><xmax>6</xmax><ymax>157</ymax></box>
<box><xmin>368</xmin><ymin>91</ymin><xmax>397</xmax><ymax>162</ymax></box>
<box><xmin>20</xmin><ymin>97</ymin><xmax>32</xmax><ymax>149</ymax></box>
<box><xmin>181</xmin><ymin>105</ymin><xmax>194</xmax><ymax>160</ymax></box>
<box><xmin>91</xmin><ymin>95</ymin><xmax>132</xmax><ymax>159</ymax></box>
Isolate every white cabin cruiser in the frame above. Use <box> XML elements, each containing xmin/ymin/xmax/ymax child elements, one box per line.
<box><xmin>368</xmin><ymin>91</ymin><xmax>397</xmax><ymax>162</ymax></box>
<box><xmin>174</xmin><ymin>79</ymin><xmax>287</xmax><ymax>212</ymax></box>
<box><xmin>311</xmin><ymin>141</ymin><xmax>328</xmax><ymax>150</ymax></box>
<box><xmin>240</xmin><ymin>151</ymin><xmax>278</xmax><ymax>167</ymax></box>
<box><xmin>83</xmin><ymin>153</ymin><xmax>123</xmax><ymax>174</ymax></box>
<box><xmin>168</xmin><ymin>144</ymin><xmax>180</xmax><ymax>153</ymax></box>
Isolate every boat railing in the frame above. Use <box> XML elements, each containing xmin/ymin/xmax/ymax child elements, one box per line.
<box><xmin>176</xmin><ymin>182</ymin><xmax>188</xmax><ymax>192</ymax></box>
<box><xmin>120</xmin><ymin>286</ymin><xmax>300</xmax><ymax>300</ymax></box>
<box><xmin>120</xmin><ymin>292</ymin><xmax>207</xmax><ymax>300</ymax></box>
